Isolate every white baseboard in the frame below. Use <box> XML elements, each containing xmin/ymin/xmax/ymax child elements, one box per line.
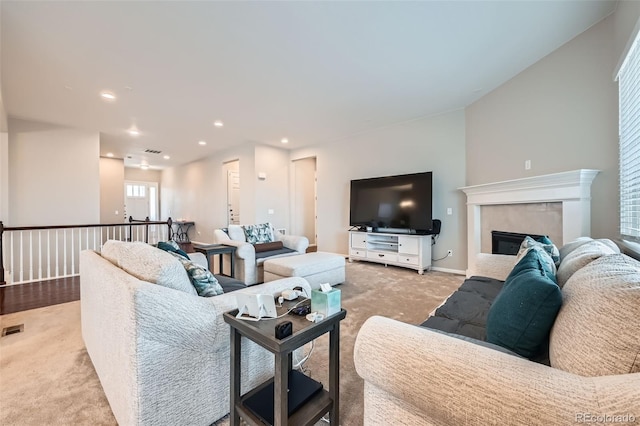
<box><xmin>430</xmin><ymin>266</ymin><xmax>466</xmax><ymax>275</ymax></box>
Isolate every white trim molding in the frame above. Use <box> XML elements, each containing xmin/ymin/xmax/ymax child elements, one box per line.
<box><xmin>460</xmin><ymin>169</ymin><xmax>600</xmax><ymax>276</ymax></box>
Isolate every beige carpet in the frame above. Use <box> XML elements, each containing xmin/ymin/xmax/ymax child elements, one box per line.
<box><xmin>0</xmin><ymin>261</ymin><xmax>464</xmax><ymax>426</ymax></box>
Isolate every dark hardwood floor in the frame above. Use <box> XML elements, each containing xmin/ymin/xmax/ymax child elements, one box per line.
<box><xmin>0</xmin><ymin>276</ymin><xmax>80</xmax><ymax>315</ymax></box>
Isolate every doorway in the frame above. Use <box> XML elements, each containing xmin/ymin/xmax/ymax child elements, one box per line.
<box><xmin>225</xmin><ymin>160</ymin><xmax>241</xmax><ymax>225</ymax></box>
<box><xmin>291</xmin><ymin>157</ymin><xmax>317</xmax><ymax>249</ymax></box>
<box><xmin>124</xmin><ymin>181</ymin><xmax>158</xmax><ymax>222</ymax></box>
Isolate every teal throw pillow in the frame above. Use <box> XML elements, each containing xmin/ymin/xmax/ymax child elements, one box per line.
<box><xmin>486</xmin><ymin>249</ymin><xmax>562</xmax><ymax>358</ymax></box>
<box><xmin>168</xmin><ymin>252</ymin><xmax>223</xmax><ymax>297</ymax></box>
<box><xmin>515</xmin><ymin>236</ymin><xmax>559</xmax><ymax>276</ymax></box>
<box><xmin>242</xmin><ymin>223</ymin><xmax>274</xmax><ymax>244</ymax></box>
<box><xmin>157</xmin><ymin>240</ymin><xmax>189</xmax><ymax>259</ymax></box>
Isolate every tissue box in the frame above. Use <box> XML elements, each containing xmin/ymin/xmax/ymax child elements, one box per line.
<box><xmin>311</xmin><ymin>287</ymin><xmax>341</xmax><ymax>317</ymax></box>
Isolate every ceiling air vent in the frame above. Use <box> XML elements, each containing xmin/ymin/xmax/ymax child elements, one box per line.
<box><xmin>144</xmin><ymin>149</ymin><xmax>162</xmax><ymax>154</ymax></box>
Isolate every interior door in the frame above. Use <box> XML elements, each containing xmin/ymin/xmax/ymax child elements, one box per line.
<box><xmin>227</xmin><ymin>169</ymin><xmax>241</xmax><ymax>225</ymax></box>
<box><xmin>124</xmin><ymin>181</ymin><xmax>159</xmax><ymax>241</ymax></box>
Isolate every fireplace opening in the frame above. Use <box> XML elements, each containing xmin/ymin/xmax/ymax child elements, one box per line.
<box><xmin>491</xmin><ymin>230</ymin><xmax>546</xmax><ymax>255</ymax></box>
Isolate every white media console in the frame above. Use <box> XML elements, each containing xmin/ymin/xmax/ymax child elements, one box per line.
<box><xmin>348</xmin><ymin>231</ymin><xmax>432</xmax><ymax>274</ymax></box>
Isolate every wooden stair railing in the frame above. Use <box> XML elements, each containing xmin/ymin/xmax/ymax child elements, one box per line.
<box><xmin>0</xmin><ymin>217</ymin><xmax>175</xmax><ymax>286</ymax></box>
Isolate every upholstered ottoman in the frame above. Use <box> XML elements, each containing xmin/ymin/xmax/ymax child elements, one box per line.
<box><xmin>263</xmin><ymin>252</ymin><xmax>345</xmax><ymax>289</ymax></box>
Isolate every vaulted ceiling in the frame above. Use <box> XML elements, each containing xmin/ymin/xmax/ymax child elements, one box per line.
<box><xmin>1</xmin><ymin>1</ymin><xmax>617</xmax><ymax>169</ymax></box>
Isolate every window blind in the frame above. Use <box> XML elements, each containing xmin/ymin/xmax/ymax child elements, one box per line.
<box><xmin>619</xmin><ymin>31</ymin><xmax>640</xmax><ymax>242</ymax></box>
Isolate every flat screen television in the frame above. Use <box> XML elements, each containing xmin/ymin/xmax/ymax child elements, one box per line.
<box><xmin>349</xmin><ymin>171</ymin><xmax>433</xmax><ymax>234</ymax></box>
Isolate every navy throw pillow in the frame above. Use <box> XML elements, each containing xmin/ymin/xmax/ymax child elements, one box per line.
<box><xmin>157</xmin><ymin>241</ymin><xmax>189</xmax><ymax>259</ymax></box>
<box><xmin>486</xmin><ymin>249</ymin><xmax>562</xmax><ymax>358</ymax></box>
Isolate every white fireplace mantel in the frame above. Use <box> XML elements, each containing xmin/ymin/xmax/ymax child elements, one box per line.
<box><xmin>459</xmin><ymin>169</ymin><xmax>600</xmax><ymax>276</ymax></box>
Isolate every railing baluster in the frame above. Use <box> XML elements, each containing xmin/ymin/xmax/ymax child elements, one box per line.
<box><xmin>10</xmin><ymin>232</ymin><xmax>15</xmax><ymax>284</ymax></box>
<box><xmin>63</xmin><ymin>230</ymin><xmax>67</xmax><ymax>277</ymax></box>
<box><xmin>71</xmin><ymin>228</ymin><xmax>75</xmax><ymax>276</ymax></box>
<box><xmin>19</xmin><ymin>231</ymin><xmax>24</xmax><ymax>283</ymax></box>
<box><xmin>47</xmin><ymin>230</ymin><xmax>51</xmax><ymax>279</ymax></box>
<box><xmin>55</xmin><ymin>230</ymin><xmax>59</xmax><ymax>277</ymax></box>
<box><xmin>38</xmin><ymin>231</ymin><xmax>42</xmax><ymax>280</ymax></box>
<box><xmin>29</xmin><ymin>231</ymin><xmax>33</xmax><ymax>282</ymax></box>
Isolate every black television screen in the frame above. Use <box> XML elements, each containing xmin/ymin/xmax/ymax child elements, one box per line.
<box><xmin>349</xmin><ymin>172</ymin><xmax>433</xmax><ymax>233</ymax></box>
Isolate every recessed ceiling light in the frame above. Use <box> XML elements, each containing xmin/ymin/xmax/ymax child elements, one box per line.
<box><xmin>281</xmin><ymin>138</ymin><xmax>289</xmax><ymax>144</ymax></box>
<box><xmin>198</xmin><ymin>140</ymin><xmax>207</xmax><ymax>146</ymax></box>
<box><xmin>163</xmin><ymin>155</ymin><xmax>170</xmax><ymax>160</ymax></box>
<box><xmin>100</xmin><ymin>91</ymin><xmax>116</xmax><ymax>101</ymax></box>
<box><xmin>106</xmin><ymin>152</ymin><xmax>114</xmax><ymax>158</ymax></box>
<box><xmin>128</xmin><ymin>129</ymin><xmax>141</xmax><ymax>137</ymax></box>
<box><xmin>213</xmin><ymin>120</ymin><xmax>224</xmax><ymax>128</ymax></box>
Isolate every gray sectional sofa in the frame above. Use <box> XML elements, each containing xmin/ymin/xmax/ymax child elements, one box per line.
<box><xmin>354</xmin><ymin>237</ymin><xmax>640</xmax><ymax>425</ymax></box>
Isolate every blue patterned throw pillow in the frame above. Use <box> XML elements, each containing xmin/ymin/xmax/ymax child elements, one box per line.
<box><xmin>168</xmin><ymin>252</ymin><xmax>223</xmax><ymax>297</ymax></box>
<box><xmin>516</xmin><ymin>236</ymin><xmax>560</xmax><ymax>275</ymax></box>
<box><xmin>242</xmin><ymin>223</ymin><xmax>274</xmax><ymax>244</ymax></box>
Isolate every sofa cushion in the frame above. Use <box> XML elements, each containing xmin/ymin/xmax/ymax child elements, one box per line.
<box><xmin>168</xmin><ymin>252</ymin><xmax>224</xmax><ymax>297</ymax></box>
<box><xmin>227</xmin><ymin>225</ymin><xmax>246</xmax><ymax>242</ymax></box>
<box><xmin>550</xmin><ymin>253</ymin><xmax>640</xmax><ymax>376</ymax></box>
<box><xmin>486</xmin><ymin>249</ymin><xmax>562</xmax><ymax>358</ymax></box>
<box><xmin>254</xmin><ymin>248</ymin><xmax>297</xmax><ymax>262</ymax></box>
<box><xmin>421</xmin><ymin>276</ymin><xmax>504</xmax><ymax>341</ymax></box>
<box><xmin>556</xmin><ymin>240</ymin><xmax>618</xmax><ymax>287</ymax></box>
<box><xmin>101</xmin><ymin>240</ymin><xmax>197</xmax><ymax>295</ymax></box>
<box><xmin>558</xmin><ymin>236</ymin><xmax>593</xmax><ymax>261</ymax></box>
<box><xmin>216</xmin><ymin>275</ymin><xmax>248</xmax><ymax>293</ymax></box>
<box><xmin>242</xmin><ymin>222</ymin><xmax>275</xmax><ymax>244</ymax></box>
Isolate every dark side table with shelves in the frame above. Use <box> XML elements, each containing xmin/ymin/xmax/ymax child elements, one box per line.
<box><xmin>191</xmin><ymin>243</ymin><xmax>236</xmax><ymax>277</ymax></box>
<box><xmin>223</xmin><ymin>304</ymin><xmax>346</xmax><ymax>426</ymax></box>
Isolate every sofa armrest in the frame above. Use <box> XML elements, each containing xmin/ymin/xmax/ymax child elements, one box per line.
<box><xmin>213</xmin><ymin>228</ymin><xmax>231</xmax><ymax>243</ymax></box>
<box><xmin>354</xmin><ymin>316</ymin><xmax>640</xmax><ymax>425</ymax></box>
<box><xmin>187</xmin><ymin>252</ymin><xmax>208</xmax><ymax>269</ymax></box>
<box><xmin>277</xmin><ymin>234</ymin><xmax>309</xmax><ymax>253</ymax></box>
<box><xmin>217</xmin><ymin>239</ymin><xmax>255</xmax><ymax>261</ymax></box>
<box><xmin>135</xmin><ymin>277</ymin><xmax>312</xmax><ymax>352</ymax></box>
<box><xmin>473</xmin><ymin>253</ymin><xmax>516</xmax><ymax>281</ymax></box>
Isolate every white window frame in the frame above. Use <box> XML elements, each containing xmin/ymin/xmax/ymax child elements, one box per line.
<box><xmin>618</xmin><ymin>28</ymin><xmax>640</xmax><ymax>243</ymax></box>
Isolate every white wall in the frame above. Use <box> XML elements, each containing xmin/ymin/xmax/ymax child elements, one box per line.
<box><xmin>0</xmin><ymin>132</ymin><xmax>8</xmax><ymax>223</ymax></box>
<box><xmin>254</xmin><ymin>145</ymin><xmax>290</xmax><ymax>227</ymax></box>
<box><xmin>0</xmin><ymin>2</ymin><xmax>8</xmax><ymax>223</ymax></box>
<box><xmin>162</xmin><ymin>143</ymin><xmax>292</xmax><ymax>243</ymax></box>
<box><xmin>466</xmin><ymin>14</ymin><xmax>618</xmax><ymax>240</ymax></box>
<box><xmin>8</xmin><ymin>118</ymin><xmax>100</xmax><ymax>226</ymax></box>
<box><xmin>614</xmin><ymin>1</ymin><xmax>640</xmax><ymax>71</ymax></box>
<box><xmin>100</xmin><ymin>157</ymin><xmax>125</xmax><ymax>223</ymax></box>
<box><xmin>125</xmin><ymin>167</ymin><xmax>162</xmax><ymax>183</ymax></box>
<box><xmin>291</xmin><ymin>110</ymin><xmax>467</xmax><ymax>272</ymax></box>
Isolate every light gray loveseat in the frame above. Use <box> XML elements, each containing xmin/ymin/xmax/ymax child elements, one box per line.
<box><xmin>80</xmin><ymin>240</ymin><xmax>311</xmax><ymax>426</ymax></box>
<box><xmin>354</xmin><ymin>238</ymin><xmax>640</xmax><ymax>425</ymax></box>
<box><xmin>214</xmin><ymin>223</ymin><xmax>309</xmax><ymax>285</ymax></box>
